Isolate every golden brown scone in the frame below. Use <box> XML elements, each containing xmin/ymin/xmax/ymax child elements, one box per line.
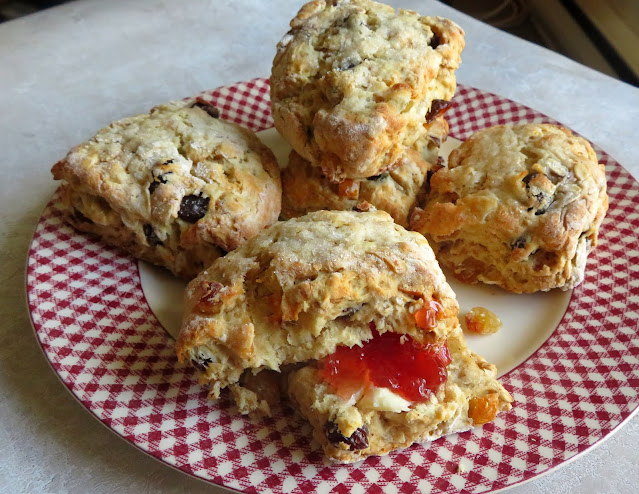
<box><xmin>281</xmin><ymin>117</ymin><xmax>449</xmax><ymax>227</ymax></box>
<box><xmin>51</xmin><ymin>99</ymin><xmax>282</xmax><ymax>278</ymax></box>
<box><xmin>271</xmin><ymin>0</ymin><xmax>464</xmax><ymax>181</ymax></box>
<box><xmin>287</xmin><ymin>325</ymin><xmax>512</xmax><ymax>463</ymax></box>
<box><xmin>411</xmin><ymin>123</ymin><xmax>608</xmax><ymax>293</ymax></box>
<box><xmin>176</xmin><ymin>210</ymin><xmax>460</xmax><ymax>411</ymax></box>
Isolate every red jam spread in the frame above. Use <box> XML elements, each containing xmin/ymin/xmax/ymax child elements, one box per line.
<box><xmin>320</xmin><ymin>323</ymin><xmax>451</xmax><ymax>402</ymax></box>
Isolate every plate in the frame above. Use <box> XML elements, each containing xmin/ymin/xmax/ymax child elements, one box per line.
<box><xmin>26</xmin><ymin>78</ymin><xmax>639</xmax><ymax>493</ymax></box>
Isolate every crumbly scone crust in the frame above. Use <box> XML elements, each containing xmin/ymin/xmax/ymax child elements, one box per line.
<box><xmin>287</xmin><ymin>325</ymin><xmax>513</xmax><ymax>463</ymax></box>
<box><xmin>411</xmin><ymin>123</ymin><xmax>608</xmax><ymax>293</ymax></box>
<box><xmin>176</xmin><ymin>210</ymin><xmax>459</xmax><ymax>401</ymax></box>
<box><xmin>281</xmin><ymin>117</ymin><xmax>449</xmax><ymax>227</ymax></box>
<box><xmin>51</xmin><ymin>99</ymin><xmax>282</xmax><ymax>278</ymax></box>
<box><xmin>271</xmin><ymin>0</ymin><xmax>464</xmax><ymax>181</ymax></box>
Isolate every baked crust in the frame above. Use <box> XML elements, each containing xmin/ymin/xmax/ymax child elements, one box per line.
<box><xmin>411</xmin><ymin>123</ymin><xmax>608</xmax><ymax>293</ymax></box>
<box><xmin>281</xmin><ymin>117</ymin><xmax>449</xmax><ymax>226</ymax></box>
<box><xmin>287</xmin><ymin>325</ymin><xmax>512</xmax><ymax>463</ymax></box>
<box><xmin>271</xmin><ymin>0</ymin><xmax>464</xmax><ymax>181</ymax></box>
<box><xmin>176</xmin><ymin>210</ymin><xmax>459</xmax><ymax>402</ymax></box>
<box><xmin>51</xmin><ymin>99</ymin><xmax>282</xmax><ymax>278</ymax></box>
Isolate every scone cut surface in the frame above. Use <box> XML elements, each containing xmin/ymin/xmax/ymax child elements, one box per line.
<box><xmin>177</xmin><ymin>210</ymin><xmax>460</xmax><ymax>407</ymax></box>
<box><xmin>281</xmin><ymin>116</ymin><xmax>449</xmax><ymax>226</ymax></box>
<box><xmin>51</xmin><ymin>99</ymin><xmax>282</xmax><ymax>278</ymax></box>
<box><xmin>271</xmin><ymin>0</ymin><xmax>464</xmax><ymax>181</ymax></box>
<box><xmin>411</xmin><ymin>123</ymin><xmax>608</xmax><ymax>293</ymax></box>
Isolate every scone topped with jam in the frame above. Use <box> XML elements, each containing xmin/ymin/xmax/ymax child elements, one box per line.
<box><xmin>411</xmin><ymin>123</ymin><xmax>608</xmax><ymax>293</ymax></box>
<box><xmin>271</xmin><ymin>0</ymin><xmax>465</xmax><ymax>181</ymax></box>
<box><xmin>51</xmin><ymin>99</ymin><xmax>281</xmax><ymax>278</ymax></box>
<box><xmin>177</xmin><ymin>210</ymin><xmax>512</xmax><ymax>462</ymax></box>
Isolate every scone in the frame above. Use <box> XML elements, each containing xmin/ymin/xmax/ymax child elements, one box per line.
<box><xmin>271</xmin><ymin>0</ymin><xmax>464</xmax><ymax>181</ymax></box>
<box><xmin>51</xmin><ymin>99</ymin><xmax>282</xmax><ymax>278</ymax></box>
<box><xmin>288</xmin><ymin>325</ymin><xmax>512</xmax><ymax>463</ymax></box>
<box><xmin>177</xmin><ymin>210</ymin><xmax>459</xmax><ymax>405</ymax></box>
<box><xmin>176</xmin><ymin>210</ymin><xmax>511</xmax><ymax>461</ymax></box>
<box><xmin>411</xmin><ymin>123</ymin><xmax>608</xmax><ymax>293</ymax></box>
<box><xmin>281</xmin><ymin>116</ymin><xmax>448</xmax><ymax>227</ymax></box>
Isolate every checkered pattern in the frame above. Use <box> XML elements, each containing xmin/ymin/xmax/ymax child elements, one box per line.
<box><xmin>27</xmin><ymin>79</ymin><xmax>639</xmax><ymax>493</ymax></box>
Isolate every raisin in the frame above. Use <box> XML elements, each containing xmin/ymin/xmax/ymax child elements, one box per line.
<box><xmin>178</xmin><ymin>194</ymin><xmax>210</xmax><ymax>223</ymax></box>
<box><xmin>426</xmin><ymin>99</ymin><xmax>452</xmax><ymax>122</ymax></box>
<box><xmin>368</xmin><ymin>172</ymin><xmax>388</xmax><ymax>181</ymax></box>
<box><xmin>338</xmin><ymin>179</ymin><xmax>360</xmax><ymax>199</ymax></box>
<box><xmin>512</xmin><ymin>237</ymin><xmax>527</xmax><ymax>249</ymax></box>
<box><xmin>352</xmin><ymin>201</ymin><xmax>373</xmax><ymax>213</ymax></box>
<box><xmin>464</xmin><ymin>307</ymin><xmax>502</xmax><ymax>335</ymax></box>
<box><xmin>523</xmin><ymin>173</ymin><xmax>553</xmax><ymax>214</ymax></box>
<box><xmin>468</xmin><ymin>394</ymin><xmax>500</xmax><ymax>425</ymax></box>
<box><xmin>143</xmin><ymin>224</ymin><xmax>163</xmax><ymax>246</ymax></box>
<box><xmin>148</xmin><ymin>171</ymin><xmax>172</xmax><ymax>194</ymax></box>
<box><xmin>192</xmin><ymin>101</ymin><xmax>220</xmax><ymax>118</ymax></box>
<box><xmin>338</xmin><ymin>57</ymin><xmax>360</xmax><ymax>71</ymax></box>
<box><xmin>324</xmin><ymin>421</ymin><xmax>369</xmax><ymax>450</ymax></box>
<box><xmin>429</xmin><ymin>32</ymin><xmax>441</xmax><ymax>49</ymax></box>
<box><xmin>191</xmin><ymin>354</ymin><xmax>213</xmax><ymax>371</ymax></box>
<box><xmin>337</xmin><ymin>304</ymin><xmax>362</xmax><ymax>319</ymax></box>
<box><xmin>534</xmin><ymin>207</ymin><xmax>549</xmax><ymax>216</ymax></box>
<box><xmin>414</xmin><ymin>300</ymin><xmax>445</xmax><ymax>330</ymax></box>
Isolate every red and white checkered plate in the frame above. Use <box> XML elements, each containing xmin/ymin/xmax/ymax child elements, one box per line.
<box><xmin>27</xmin><ymin>79</ymin><xmax>639</xmax><ymax>493</ymax></box>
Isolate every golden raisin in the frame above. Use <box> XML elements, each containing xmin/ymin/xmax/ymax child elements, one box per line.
<box><xmin>414</xmin><ymin>300</ymin><xmax>444</xmax><ymax>331</ymax></box>
<box><xmin>468</xmin><ymin>393</ymin><xmax>499</xmax><ymax>425</ymax></box>
<box><xmin>338</xmin><ymin>179</ymin><xmax>360</xmax><ymax>199</ymax></box>
<box><xmin>464</xmin><ymin>307</ymin><xmax>502</xmax><ymax>335</ymax></box>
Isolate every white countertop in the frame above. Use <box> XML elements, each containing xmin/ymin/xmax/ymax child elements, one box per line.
<box><xmin>1</xmin><ymin>0</ymin><xmax>638</xmax><ymax>492</ymax></box>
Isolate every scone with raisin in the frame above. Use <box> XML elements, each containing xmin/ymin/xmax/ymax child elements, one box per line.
<box><xmin>288</xmin><ymin>324</ymin><xmax>512</xmax><ymax>463</ymax></box>
<box><xmin>176</xmin><ymin>210</ymin><xmax>511</xmax><ymax>461</ymax></box>
<box><xmin>51</xmin><ymin>99</ymin><xmax>281</xmax><ymax>278</ymax></box>
<box><xmin>281</xmin><ymin>116</ymin><xmax>448</xmax><ymax>227</ymax></box>
<box><xmin>411</xmin><ymin>123</ymin><xmax>608</xmax><ymax>293</ymax></box>
<box><xmin>271</xmin><ymin>0</ymin><xmax>464</xmax><ymax>181</ymax></box>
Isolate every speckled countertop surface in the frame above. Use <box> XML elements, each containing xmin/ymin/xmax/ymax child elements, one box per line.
<box><xmin>1</xmin><ymin>1</ymin><xmax>639</xmax><ymax>492</ymax></box>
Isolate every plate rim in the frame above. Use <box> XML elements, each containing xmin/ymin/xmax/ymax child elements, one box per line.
<box><xmin>25</xmin><ymin>78</ymin><xmax>639</xmax><ymax>493</ymax></box>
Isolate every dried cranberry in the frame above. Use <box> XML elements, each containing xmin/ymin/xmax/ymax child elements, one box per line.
<box><xmin>143</xmin><ymin>224</ymin><xmax>163</xmax><ymax>246</ymax></box>
<box><xmin>178</xmin><ymin>194</ymin><xmax>210</xmax><ymax>223</ymax></box>
<box><xmin>425</xmin><ymin>99</ymin><xmax>452</xmax><ymax>122</ymax></box>
<box><xmin>192</xmin><ymin>101</ymin><xmax>220</xmax><ymax>118</ymax></box>
<box><xmin>324</xmin><ymin>422</ymin><xmax>369</xmax><ymax>450</ymax></box>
